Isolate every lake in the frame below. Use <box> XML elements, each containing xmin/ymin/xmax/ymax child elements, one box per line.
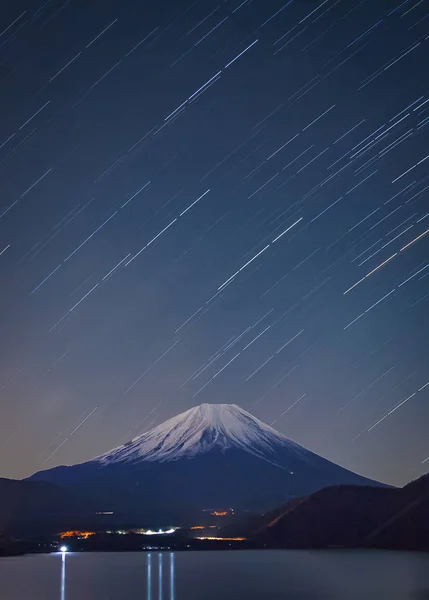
<box><xmin>0</xmin><ymin>550</ymin><xmax>428</xmax><ymax>599</ymax></box>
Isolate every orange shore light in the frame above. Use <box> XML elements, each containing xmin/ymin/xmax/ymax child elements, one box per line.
<box><xmin>59</xmin><ymin>531</ymin><xmax>95</xmax><ymax>539</ymax></box>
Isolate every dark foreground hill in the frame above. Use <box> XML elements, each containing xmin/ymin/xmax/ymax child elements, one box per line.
<box><xmin>0</xmin><ymin>477</ymin><xmax>90</xmax><ymax>536</ymax></box>
<box><xmin>257</xmin><ymin>473</ymin><xmax>429</xmax><ymax>550</ymax></box>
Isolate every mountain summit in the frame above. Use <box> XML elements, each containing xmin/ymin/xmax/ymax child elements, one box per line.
<box><xmin>27</xmin><ymin>403</ymin><xmax>382</xmax><ymax>525</ymax></box>
<box><xmin>96</xmin><ymin>403</ymin><xmax>305</xmax><ymax>466</ymax></box>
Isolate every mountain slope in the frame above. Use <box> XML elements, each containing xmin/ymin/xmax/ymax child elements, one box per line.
<box><xmin>365</xmin><ymin>473</ymin><xmax>429</xmax><ymax>549</ymax></box>
<box><xmin>25</xmin><ymin>403</ymin><xmax>381</xmax><ymax>525</ymax></box>
<box><xmin>257</xmin><ymin>474</ymin><xmax>428</xmax><ymax>550</ymax></box>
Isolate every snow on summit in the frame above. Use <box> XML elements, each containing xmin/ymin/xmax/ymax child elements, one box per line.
<box><xmin>97</xmin><ymin>403</ymin><xmax>304</xmax><ymax>465</ymax></box>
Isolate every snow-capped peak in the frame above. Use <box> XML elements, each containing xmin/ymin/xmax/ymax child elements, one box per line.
<box><xmin>96</xmin><ymin>403</ymin><xmax>304</xmax><ymax>465</ymax></box>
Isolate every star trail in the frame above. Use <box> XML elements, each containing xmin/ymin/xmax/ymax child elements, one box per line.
<box><xmin>0</xmin><ymin>0</ymin><xmax>428</xmax><ymax>486</ymax></box>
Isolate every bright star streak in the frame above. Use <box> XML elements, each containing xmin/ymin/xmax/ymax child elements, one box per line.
<box><xmin>224</xmin><ymin>39</ymin><xmax>258</xmax><ymax>69</ymax></box>
<box><xmin>344</xmin><ymin>253</ymin><xmax>397</xmax><ymax>294</ymax></box>
<box><xmin>400</xmin><ymin>227</ymin><xmax>429</xmax><ymax>252</ymax></box>
<box><xmin>272</xmin><ymin>218</ymin><xmax>303</xmax><ymax>243</ymax></box>
<box><xmin>179</xmin><ymin>189</ymin><xmax>210</xmax><ymax>216</ymax></box>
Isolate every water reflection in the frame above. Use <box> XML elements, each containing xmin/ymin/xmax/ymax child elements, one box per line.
<box><xmin>147</xmin><ymin>553</ymin><xmax>152</xmax><ymax>600</ymax></box>
<box><xmin>170</xmin><ymin>553</ymin><xmax>175</xmax><ymax>600</ymax></box>
<box><xmin>146</xmin><ymin>552</ymin><xmax>175</xmax><ymax>600</ymax></box>
<box><xmin>60</xmin><ymin>552</ymin><xmax>66</xmax><ymax>600</ymax></box>
<box><xmin>158</xmin><ymin>553</ymin><xmax>162</xmax><ymax>600</ymax></box>
<box><xmin>20</xmin><ymin>550</ymin><xmax>429</xmax><ymax>600</ymax></box>
<box><xmin>57</xmin><ymin>551</ymin><xmax>175</xmax><ymax>599</ymax></box>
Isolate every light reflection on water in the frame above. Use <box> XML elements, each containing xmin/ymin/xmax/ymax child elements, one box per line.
<box><xmin>170</xmin><ymin>553</ymin><xmax>175</xmax><ymax>600</ymax></box>
<box><xmin>158</xmin><ymin>553</ymin><xmax>162</xmax><ymax>600</ymax></box>
<box><xmin>61</xmin><ymin>551</ymin><xmax>176</xmax><ymax>600</ymax></box>
<box><xmin>61</xmin><ymin>552</ymin><xmax>65</xmax><ymax>600</ymax></box>
<box><xmin>0</xmin><ymin>549</ymin><xmax>425</xmax><ymax>600</ymax></box>
<box><xmin>147</xmin><ymin>553</ymin><xmax>151</xmax><ymax>600</ymax></box>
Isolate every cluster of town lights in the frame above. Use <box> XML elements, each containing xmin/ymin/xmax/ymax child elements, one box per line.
<box><xmin>143</xmin><ymin>528</ymin><xmax>176</xmax><ymax>535</ymax></box>
<box><xmin>56</xmin><ymin>523</ymin><xmax>243</xmax><ymax>551</ymax></box>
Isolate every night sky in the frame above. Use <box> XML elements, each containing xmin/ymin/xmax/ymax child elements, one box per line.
<box><xmin>1</xmin><ymin>0</ymin><xmax>428</xmax><ymax>486</ymax></box>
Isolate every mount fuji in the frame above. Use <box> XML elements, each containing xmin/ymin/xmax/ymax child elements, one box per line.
<box><xmin>25</xmin><ymin>403</ymin><xmax>381</xmax><ymax>525</ymax></box>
